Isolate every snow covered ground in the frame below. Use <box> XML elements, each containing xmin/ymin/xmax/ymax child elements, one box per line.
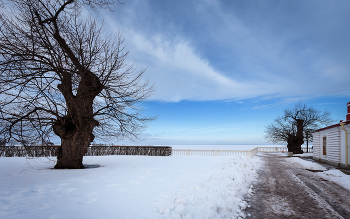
<box><xmin>286</xmin><ymin>154</ymin><xmax>350</xmax><ymax>191</ymax></box>
<box><xmin>287</xmin><ymin>155</ymin><xmax>327</xmax><ymax>171</ymax></box>
<box><xmin>0</xmin><ymin>155</ymin><xmax>261</xmax><ymax>219</ymax></box>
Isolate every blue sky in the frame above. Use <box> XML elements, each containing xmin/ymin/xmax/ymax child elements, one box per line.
<box><xmin>100</xmin><ymin>0</ymin><xmax>350</xmax><ymax>145</ymax></box>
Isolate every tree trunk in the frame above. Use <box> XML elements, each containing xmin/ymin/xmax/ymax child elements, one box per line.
<box><xmin>287</xmin><ymin>119</ymin><xmax>304</xmax><ymax>154</ymax></box>
<box><xmin>54</xmin><ymin>131</ymin><xmax>92</xmax><ymax>169</ymax></box>
<box><xmin>52</xmin><ymin>67</ymin><xmax>102</xmax><ymax>169</ymax></box>
<box><xmin>295</xmin><ymin>119</ymin><xmax>304</xmax><ymax>154</ymax></box>
<box><xmin>287</xmin><ymin>136</ymin><xmax>304</xmax><ymax>154</ymax></box>
<box><xmin>53</xmin><ymin>109</ymin><xmax>98</xmax><ymax>169</ymax></box>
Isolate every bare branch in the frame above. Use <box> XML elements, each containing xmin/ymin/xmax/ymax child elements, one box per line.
<box><xmin>0</xmin><ymin>0</ymin><xmax>155</xmax><ymax>168</ymax></box>
<box><xmin>265</xmin><ymin>102</ymin><xmax>334</xmax><ymax>149</ymax></box>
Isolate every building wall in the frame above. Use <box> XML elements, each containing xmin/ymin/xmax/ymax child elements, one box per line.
<box><xmin>313</xmin><ymin>126</ymin><xmax>341</xmax><ymax>166</ymax></box>
<box><xmin>312</xmin><ymin>132</ymin><xmax>320</xmax><ymax>160</ymax></box>
<box><xmin>327</xmin><ymin>128</ymin><xmax>341</xmax><ymax>164</ymax></box>
<box><xmin>340</xmin><ymin>123</ymin><xmax>350</xmax><ymax>166</ymax></box>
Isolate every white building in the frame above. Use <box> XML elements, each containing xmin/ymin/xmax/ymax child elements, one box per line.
<box><xmin>312</xmin><ymin>102</ymin><xmax>350</xmax><ymax>168</ymax></box>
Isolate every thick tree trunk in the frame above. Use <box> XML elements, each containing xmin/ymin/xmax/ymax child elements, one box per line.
<box><xmin>287</xmin><ymin>119</ymin><xmax>304</xmax><ymax>154</ymax></box>
<box><xmin>54</xmin><ymin>131</ymin><xmax>92</xmax><ymax>169</ymax></box>
<box><xmin>52</xmin><ymin>68</ymin><xmax>102</xmax><ymax>169</ymax></box>
<box><xmin>53</xmin><ymin>104</ymin><xmax>99</xmax><ymax>169</ymax></box>
<box><xmin>287</xmin><ymin>136</ymin><xmax>304</xmax><ymax>154</ymax></box>
<box><xmin>53</xmin><ymin>115</ymin><xmax>98</xmax><ymax>169</ymax></box>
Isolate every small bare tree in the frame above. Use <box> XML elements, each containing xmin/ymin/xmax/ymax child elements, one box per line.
<box><xmin>0</xmin><ymin>0</ymin><xmax>155</xmax><ymax>168</ymax></box>
<box><xmin>265</xmin><ymin>102</ymin><xmax>333</xmax><ymax>154</ymax></box>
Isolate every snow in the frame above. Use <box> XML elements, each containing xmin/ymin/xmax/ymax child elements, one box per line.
<box><xmin>0</xmin><ymin>155</ymin><xmax>261</xmax><ymax>219</ymax></box>
<box><xmin>293</xmin><ymin>152</ymin><xmax>314</xmax><ymax>157</ymax></box>
<box><xmin>317</xmin><ymin>170</ymin><xmax>350</xmax><ymax>191</ymax></box>
<box><xmin>287</xmin><ymin>157</ymin><xmax>327</xmax><ymax>171</ymax></box>
<box><xmin>285</xmin><ymin>156</ymin><xmax>350</xmax><ymax>191</ymax></box>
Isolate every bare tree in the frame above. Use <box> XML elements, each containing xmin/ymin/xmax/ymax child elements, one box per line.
<box><xmin>0</xmin><ymin>0</ymin><xmax>155</xmax><ymax>168</ymax></box>
<box><xmin>265</xmin><ymin>102</ymin><xmax>334</xmax><ymax>154</ymax></box>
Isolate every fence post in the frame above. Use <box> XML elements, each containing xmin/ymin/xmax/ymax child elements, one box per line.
<box><xmin>247</xmin><ymin>150</ymin><xmax>252</xmax><ymax>158</ymax></box>
<box><xmin>186</xmin><ymin>148</ymin><xmax>190</xmax><ymax>156</ymax></box>
<box><xmin>214</xmin><ymin>149</ymin><xmax>218</xmax><ymax>156</ymax></box>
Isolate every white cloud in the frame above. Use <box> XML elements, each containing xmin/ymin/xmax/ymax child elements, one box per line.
<box><xmin>112</xmin><ymin>28</ymin><xmax>279</xmax><ymax>102</ymax></box>
<box><xmin>101</xmin><ymin>0</ymin><xmax>350</xmax><ymax>102</ymax></box>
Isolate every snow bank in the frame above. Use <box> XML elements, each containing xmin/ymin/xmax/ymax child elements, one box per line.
<box><xmin>287</xmin><ymin>157</ymin><xmax>327</xmax><ymax>171</ymax></box>
<box><xmin>293</xmin><ymin>153</ymin><xmax>313</xmax><ymax>157</ymax></box>
<box><xmin>155</xmin><ymin>156</ymin><xmax>260</xmax><ymax>219</ymax></box>
<box><xmin>0</xmin><ymin>155</ymin><xmax>261</xmax><ymax>219</ymax></box>
<box><xmin>317</xmin><ymin>170</ymin><xmax>350</xmax><ymax>191</ymax></box>
<box><xmin>285</xmin><ymin>157</ymin><xmax>350</xmax><ymax>192</ymax></box>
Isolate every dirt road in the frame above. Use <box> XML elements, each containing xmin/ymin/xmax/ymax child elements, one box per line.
<box><xmin>245</xmin><ymin>154</ymin><xmax>350</xmax><ymax>219</ymax></box>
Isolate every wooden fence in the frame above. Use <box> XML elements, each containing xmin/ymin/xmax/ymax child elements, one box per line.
<box><xmin>86</xmin><ymin>146</ymin><xmax>172</xmax><ymax>156</ymax></box>
<box><xmin>0</xmin><ymin>145</ymin><xmax>172</xmax><ymax>157</ymax></box>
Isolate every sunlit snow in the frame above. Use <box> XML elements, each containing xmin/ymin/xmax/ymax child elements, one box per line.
<box><xmin>0</xmin><ymin>155</ymin><xmax>261</xmax><ymax>219</ymax></box>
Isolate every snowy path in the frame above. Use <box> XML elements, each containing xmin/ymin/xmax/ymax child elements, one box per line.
<box><xmin>245</xmin><ymin>153</ymin><xmax>350</xmax><ymax>219</ymax></box>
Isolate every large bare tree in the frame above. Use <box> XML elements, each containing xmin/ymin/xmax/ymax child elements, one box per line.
<box><xmin>265</xmin><ymin>102</ymin><xmax>333</xmax><ymax>154</ymax></box>
<box><xmin>0</xmin><ymin>0</ymin><xmax>155</xmax><ymax>168</ymax></box>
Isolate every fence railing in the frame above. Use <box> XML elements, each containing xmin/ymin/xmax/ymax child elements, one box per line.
<box><xmin>0</xmin><ymin>145</ymin><xmax>313</xmax><ymax>158</ymax></box>
<box><xmin>172</xmin><ymin>147</ymin><xmax>259</xmax><ymax>158</ymax></box>
<box><xmin>172</xmin><ymin>146</ymin><xmax>311</xmax><ymax>158</ymax></box>
<box><xmin>247</xmin><ymin>147</ymin><xmax>259</xmax><ymax>158</ymax></box>
<box><xmin>86</xmin><ymin>146</ymin><xmax>172</xmax><ymax>156</ymax></box>
<box><xmin>0</xmin><ymin>145</ymin><xmax>172</xmax><ymax>157</ymax></box>
<box><xmin>258</xmin><ymin>147</ymin><xmax>288</xmax><ymax>153</ymax></box>
<box><xmin>258</xmin><ymin>147</ymin><xmax>313</xmax><ymax>153</ymax></box>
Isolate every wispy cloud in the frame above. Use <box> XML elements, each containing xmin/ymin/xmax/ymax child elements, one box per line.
<box><xmin>102</xmin><ymin>0</ymin><xmax>350</xmax><ymax>102</ymax></box>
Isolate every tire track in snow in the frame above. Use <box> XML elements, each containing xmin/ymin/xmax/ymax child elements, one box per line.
<box><xmin>245</xmin><ymin>154</ymin><xmax>350</xmax><ymax>219</ymax></box>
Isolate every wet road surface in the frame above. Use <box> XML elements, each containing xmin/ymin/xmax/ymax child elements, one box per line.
<box><xmin>245</xmin><ymin>153</ymin><xmax>350</xmax><ymax>219</ymax></box>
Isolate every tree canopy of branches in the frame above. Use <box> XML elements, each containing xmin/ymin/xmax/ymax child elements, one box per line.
<box><xmin>265</xmin><ymin>102</ymin><xmax>334</xmax><ymax>154</ymax></box>
<box><xmin>0</xmin><ymin>0</ymin><xmax>155</xmax><ymax>168</ymax></box>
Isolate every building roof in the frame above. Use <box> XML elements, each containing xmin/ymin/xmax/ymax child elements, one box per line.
<box><xmin>314</xmin><ymin>120</ymin><xmax>350</xmax><ymax>132</ymax></box>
